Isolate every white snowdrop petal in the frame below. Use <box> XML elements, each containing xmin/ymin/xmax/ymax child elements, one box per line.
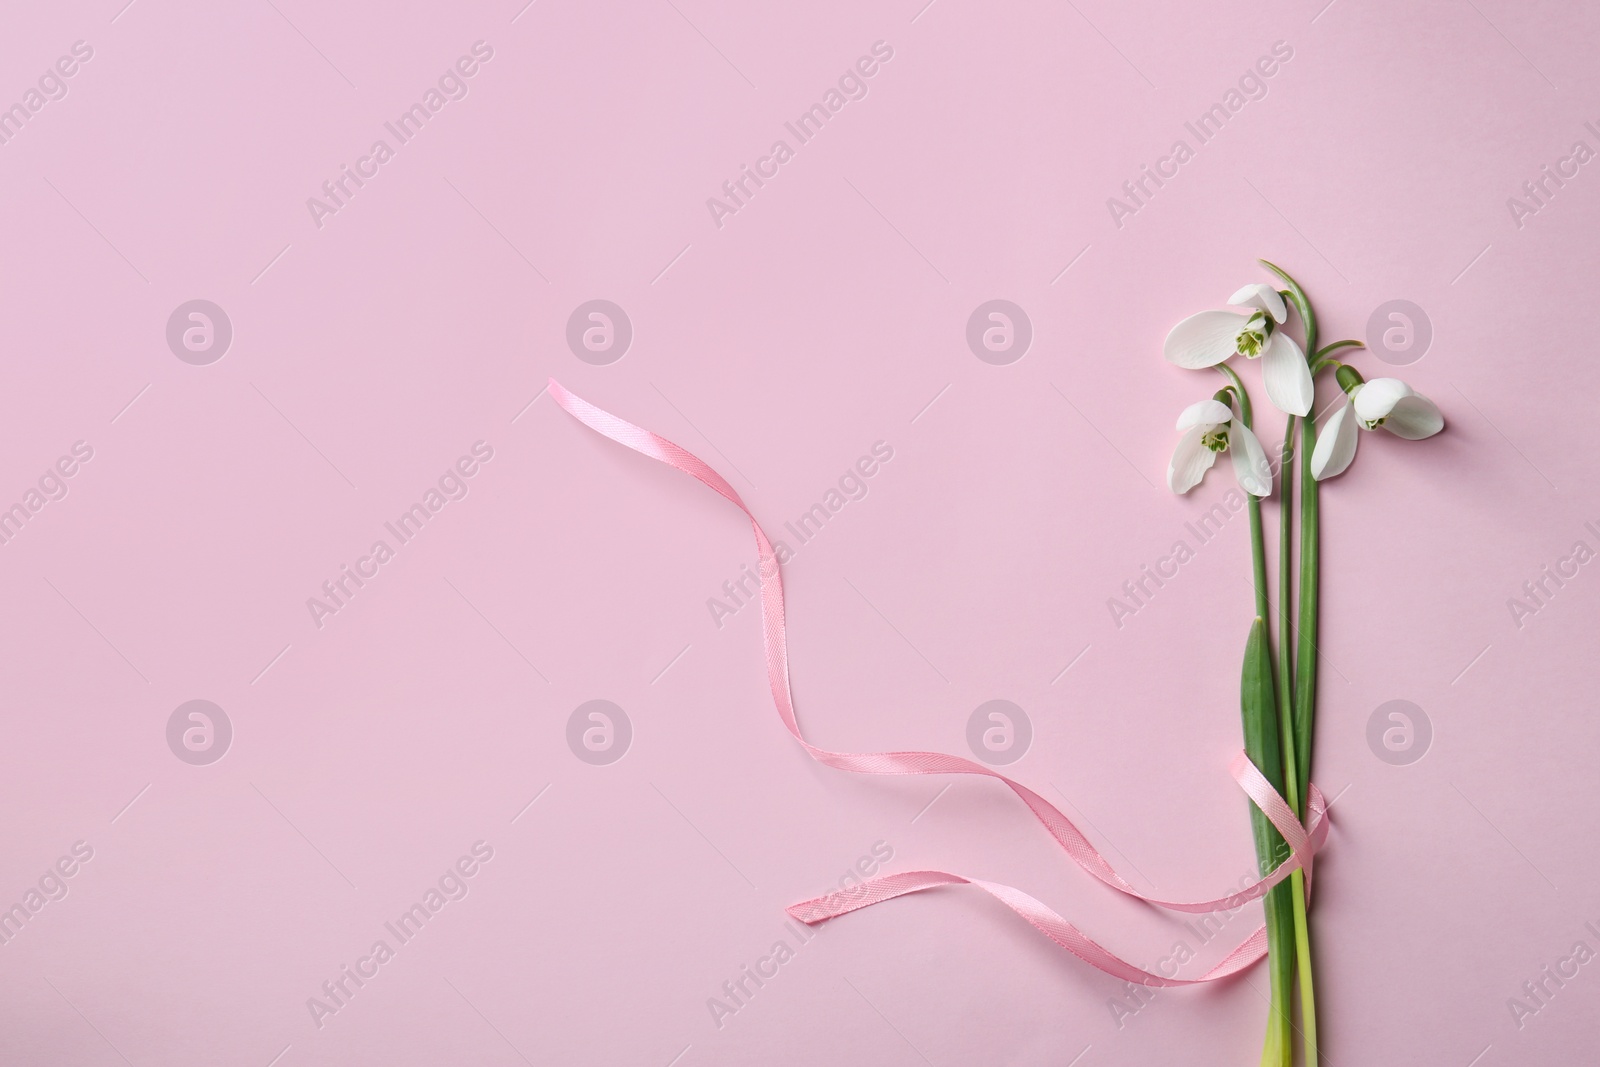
<box><xmin>1259</xmin><ymin>332</ymin><xmax>1312</xmax><ymax>417</ymax></box>
<box><xmin>1381</xmin><ymin>392</ymin><xmax>1445</xmax><ymax>440</ymax></box>
<box><xmin>1169</xmin><ymin>426</ymin><xmax>1219</xmax><ymax>494</ymax></box>
<box><xmin>1164</xmin><ymin>310</ymin><xmax>1247</xmax><ymax>369</ymax></box>
<box><xmin>1176</xmin><ymin>398</ymin><xmax>1234</xmax><ymax>431</ymax></box>
<box><xmin>1228</xmin><ymin>283</ymin><xmax>1288</xmax><ymax>324</ymax></box>
<box><xmin>1310</xmin><ymin>400</ymin><xmax>1359</xmax><ymax>480</ymax></box>
<box><xmin>1230</xmin><ymin>421</ymin><xmax>1273</xmax><ymax>497</ymax></box>
<box><xmin>1352</xmin><ymin>377</ymin><xmax>1412</xmax><ymax>424</ymax></box>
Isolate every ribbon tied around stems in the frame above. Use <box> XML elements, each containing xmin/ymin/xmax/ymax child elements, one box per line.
<box><xmin>549</xmin><ymin>378</ymin><xmax>1329</xmax><ymax>987</ymax></box>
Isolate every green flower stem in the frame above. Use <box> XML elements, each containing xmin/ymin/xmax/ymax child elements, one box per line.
<box><xmin>1260</xmin><ymin>261</ymin><xmax>1323</xmax><ymax>1067</ymax></box>
<box><xmin>1290</xmin><ymin>401</ymin><xmax>1321</xmax><ymax>1067</ymax></box>
<box><xmin>1313</xmin><ymin>338</ymin><xmax>1363</xmax><ymax>364</ymax></box>
<box><xmin>1278</xmin><ymin>422</ymin><xmax>1317</xmax><ymax>1067</ymax></box>
<box><xmin>1284</xmin><ymin>341</ymin><xmax>1359</xmax><ymax>1067</ymax></box>
<box><xmin>1293</xmin><ymin>337</ymin><xmax>1361</xmax><ymax>804</ymax></box>
<box><xmin>1216</xmin><ymin>365</ymin><xmax>1294</xmax><ymax>1067</ymax></box>
<box><xmin>1277</xmin><ymin>417</ymin><xmax>1317</xmax><ymax>1067</ymax></box>
<box><xmin>1276</xmin><ymin>413</ymin><xmax>1297</xmax><ymax>799</ymax></box>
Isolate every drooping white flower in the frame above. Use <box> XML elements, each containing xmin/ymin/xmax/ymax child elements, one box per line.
<box><xmin>1310</xmin><ymin>374</ymin><xmax>1444</xmax><ymax>480</ymax></box>
<box><xmin>1168</xmin><ymin>396</ymin><xmax>1272</xmax><ymax>497</ymax></box>
<box><xmin>1163</xmin><ymin>284</ymin><xmax>1312</xmax><ymax>417</ymax></box>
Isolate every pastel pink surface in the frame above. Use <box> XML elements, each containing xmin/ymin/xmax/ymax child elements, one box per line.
<box><xmin>0</xmin><ymin>2</ymin><xmax>1596</xmax><ymax>1065</ymax></box>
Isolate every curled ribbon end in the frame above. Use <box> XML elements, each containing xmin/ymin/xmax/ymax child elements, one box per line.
<box><xmin>553</xmin><ymin>385</ymin><xmax>1334</xmax><ymax>989</ymax></box>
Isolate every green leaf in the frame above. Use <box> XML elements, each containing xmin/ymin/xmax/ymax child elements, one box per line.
<box><xmin>1240</xmin><ymin>617</ymin><xmax>1296</xmax><ymax>1067</ymax></box>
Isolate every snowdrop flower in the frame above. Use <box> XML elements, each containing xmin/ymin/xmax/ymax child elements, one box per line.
<box><xmin>1163</xmin><ymin>283</ymin><xmax>1313</xmax><ymax>417</ymax></box>
<box><xmin>1310</xmin><ymin>368</ymin><xmax>1444</xmax><ymax>480</ymax></box>
<box><xmin>1169</xmin><ymin>394</ymin><xmax>1272</xmax><ymax>497</ymax></box>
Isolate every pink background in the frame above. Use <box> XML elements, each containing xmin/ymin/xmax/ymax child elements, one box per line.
<box><xmin>2</xmin><ymin>1</ymin><xmax>1597</xmax><ymax>1064</ymax></box>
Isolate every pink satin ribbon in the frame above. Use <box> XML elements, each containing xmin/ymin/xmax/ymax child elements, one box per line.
<box><xmin>549</xmin><ymin>378</ymin><xmax>1328</xmax><ymax>986</ymax></box>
